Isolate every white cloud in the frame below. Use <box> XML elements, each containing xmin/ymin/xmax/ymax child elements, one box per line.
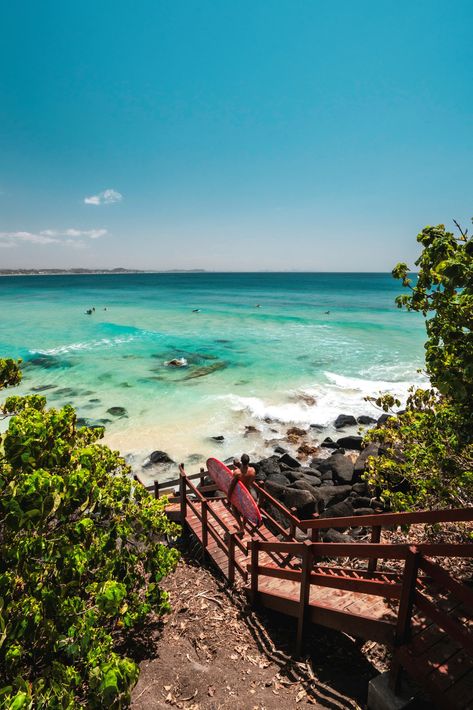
<box><xmin>0</xmin><ymin>228</ymin><xmax>108</xmax><ymax>248</ymax></box>
<box><xmin>84</xmin><ymin>189</ymin><xmax>123</xmax><ymax>205</ymax></box>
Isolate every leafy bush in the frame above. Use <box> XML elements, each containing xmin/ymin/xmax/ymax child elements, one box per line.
<box><xmin>0</xmin><ymin>359</ymin><xmax>179</xmax><ymax>708</ymax></box>
<box><xmin>366</xmin><ymin>220</ymin><xmax>473</xmax><ymax>510</ymax></box>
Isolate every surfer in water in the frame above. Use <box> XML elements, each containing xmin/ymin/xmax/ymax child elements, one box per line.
<box><xmin>228</xmin><ymin>454</ymin><xmax>256</xmax><ymax>534</ymax></box>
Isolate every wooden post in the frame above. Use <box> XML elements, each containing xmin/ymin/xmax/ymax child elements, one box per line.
<box><xmin>390</xmin><ymin>546</ymin><xmax>420</xmax><ymax>692</ymax></box>
<box><xmin>200</xmin><ymin>466</ymin><xmax>205</xmax><ymax>488</ymax></box>
<box><xmin>201</xmin><ymin>499</ymin><xmax>208</xmax><ymax>552</ymax></box>
<box><xmin>179</xmin><ymin>470</ymin><xmax>187</xmax><ymax>521</ymax></box>
<box><xmin>296</xmin><ymin>540</ymin><xmax>313</xmax><ymax>657</ymax></box>
<box><xmin>249</xmin><ymin>538</ymin><xmax>260</xmax><ymax>606</ymax></box>
<box><xmin>367</xmin><ymin>526</ymin><xmax>381</xmax><ymax>573</ymax></box>
<box><xmin>228</xmin><ymin>532</ymin><xmax>236</xmax><ymax>584</ymax></box>
<box><xmin>154</xmin><ymin>481</ymin><xmax>160</xmax><ymax>499</ymax></box>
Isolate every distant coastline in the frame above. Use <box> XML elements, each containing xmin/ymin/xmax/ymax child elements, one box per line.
<box><xmin>0</xmin><ymin>268</ymin><xmax>207</xmax><ymax>276</ymax></box>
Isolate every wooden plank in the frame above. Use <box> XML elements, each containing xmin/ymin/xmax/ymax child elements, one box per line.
<box><xmin>442</xmin><ymin>668</ymin><xmax>473</xmax><ymax>709</ymax></box>
<box><xmin>430</xmin><ymin>649</ymin><xmax>473</xmax><ymax>691</ymax></box>
<box><xmin>419</xmin><ymin>557</ymin><xmax>473</xmax><ymax>611</ymax></box>
<box><xmin>310</xmin><ymin>542</ymin><xmax>410</xmax><ymax>559</ymax></box>
<box><xmin>415</xmin><ymin>592</ymin><xmax>473</xmax><ymax>655</ymax></box>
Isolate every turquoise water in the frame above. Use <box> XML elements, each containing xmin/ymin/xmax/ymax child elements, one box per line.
<box><xmin>0</xmin><ymin>273</ymin><xmax>425</xmax><ymax>476</ymax></box>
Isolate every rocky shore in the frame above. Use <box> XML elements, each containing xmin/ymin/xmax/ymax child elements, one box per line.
<box><xmin>141</xmin><ymin>410</ymin><xmax>391</xmax><ymax>541</ymax></box>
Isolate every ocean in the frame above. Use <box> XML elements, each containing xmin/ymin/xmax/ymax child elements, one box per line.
<box><xmin>0</xmin><ymin>272</ymin><xmax>425</xmax><ymax>481</ymax></box>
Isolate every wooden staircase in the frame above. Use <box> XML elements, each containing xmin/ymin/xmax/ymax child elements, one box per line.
<box><xmin>136</xmin><ymin>468</ymin><xmax>473</xmax><ymax>709</ymax></box>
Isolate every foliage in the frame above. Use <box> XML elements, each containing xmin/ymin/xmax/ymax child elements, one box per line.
<box><xmin>0</xmin><ymin>358</ymin><xmax>179</xmax><ymax>708</ymax></box>
<box><xmin>393</xmin><ymin>220</ymin><xmax>473</xmax><ymax>410</ymax></box>
<box><xmin>365</xmin><ymin>220</ymin><xmax>473</xmax><ymax>510</ymax></box>
<box><xmin>0</xmin><ymin>358</ymin><xmax>22</xmax><ymax>390</ymax></box>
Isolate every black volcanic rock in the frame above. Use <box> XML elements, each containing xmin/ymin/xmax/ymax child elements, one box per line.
<box><xmin>149</xmin><ymin>450</ymin><xmax>174</xmax><ymax>464</ymax></box>
<box><xmin>336</xmin><ymin>435</ymin><xmax>363</xmax><ymax>451</ymax></box>
<box><xmin>279</xmin><ymin>453</ymin><xmax>301</xmax><ymax>468</ymax></box>
<box><xmin>334</xmin><ymin>414</ymin><xmax>357</xmax><ymax>429</ymax></box>
<box><xmin>321</xmin><ymin>437</ymin><xmax>339</xmax><ymax>449</ymax></box>
<box><xmin>357</xmin><ymin>415</ymin><xmax>377</xmax><ymax>425</ymax></box>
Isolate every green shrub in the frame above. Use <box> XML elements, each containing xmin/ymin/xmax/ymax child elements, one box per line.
<box><xmin>366</xmin><ymin>220</ymin><xmax>473</xmax><ymax>510</ymax></box>
<box><xmin>0</xmin><ymin>359</ymin><xmax>179</xmax><ymax>708</ymax></box>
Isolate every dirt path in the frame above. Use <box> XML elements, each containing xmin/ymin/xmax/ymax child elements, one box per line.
<box><xmin>130</xmin><ymin>549</ymin><xmax>383</xmax><ymax>710</ymax></box>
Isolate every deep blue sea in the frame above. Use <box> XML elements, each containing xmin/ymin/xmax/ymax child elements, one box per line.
<box><xmin>0</xmin><ymin>272</ymin><xmax>425</xmax><ymax>479</ymax></box>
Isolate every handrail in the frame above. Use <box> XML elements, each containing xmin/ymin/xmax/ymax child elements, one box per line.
<box><xmin>253</xmin><ymin>540</ymin><xmax>473</xmax><ymax>560</ymax></box>
<box><xmin>418</xmin><ymin>556</ymin><xmax>473</xmax><ymax>611</ymax></box>
<box><xmin>255</xmin><ymin>562</ymin><xmax>403</xmax><ymax>599</ymax></box>
<box><xmin>297</xmin><ymin>506</ymin><xmax>473</xmax><ymax>530</ymax></box>
<box><xmin>184</xmin><ymin>475</ymin><xmax>206</xmax><ymax>502</ymax></box>
<box><xmin>253</xmin><ymin>482</ymin><xmax>300</xmax><ymax>526</ymax></box>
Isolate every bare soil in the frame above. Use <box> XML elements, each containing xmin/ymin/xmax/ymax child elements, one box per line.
<box><xmin>130</xmin><ymin>545</ymin><xmax>384</xmax><ymax>710</ymax></box>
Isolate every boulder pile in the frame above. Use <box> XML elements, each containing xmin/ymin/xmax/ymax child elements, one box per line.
<box><xmin>252</xmin><ymin>442</ymin><xmax>383</xmax><ymax>542</ymax></box>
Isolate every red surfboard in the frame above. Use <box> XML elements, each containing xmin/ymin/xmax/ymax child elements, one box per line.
<box><xmin>206</xmin><ymin>457</ymin><xmax>262</xmax><ymax>527</ymax></box>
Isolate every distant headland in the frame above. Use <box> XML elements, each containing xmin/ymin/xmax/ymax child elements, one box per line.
<box><xmin>0</xmin><ymin>268</ymin><xmax>207</xmax><ymax>276</ymax></box>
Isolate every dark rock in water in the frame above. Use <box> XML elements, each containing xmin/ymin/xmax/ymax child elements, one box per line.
<box><xmin>321</xmin><ymin>437</ymin><xmax>339</xmax><ymax>449</ymax></box>
<box><xmin>255</xmin><ymin>456</ymin><xmax>281</xmax><ymax>477</ymax></box>
<box><xmin>334</xmin><ymin>414</ymin><xmax>357</xmax><ymax>429</ymax></box>
<box><xmin>354</xmin><ymin>507</ymin><xmax>377</xmax><ymax>516</ymax></box>
<box><xmin>336</xmin><ymin>435</ymin><xmax>363</xmax><ymax>451</ymax></box>
<box><xmin>82</xmin><ymin>390</ymin><xmax>94</xmax><ymax>396</ymax></box>
<box><xmin>120</xmin><ymin>382</ymin><xmax>133</xmax><ymax>388</ymax></box>
<box><xmin>89</xmin><ymin>398</ymin><xmax>101</xmax><ymax>403</ymax></box>
<box><xmin>321</xmin><ymin>499</ymin><xmax>354</xmax><ymax>521</ymax></box>
<box><xmin>182</xmin><ymin>361</ymin><xmax>227</xmax><ymax>380</ymax></box>
<box><xmin>282</xmin><ymin>488</ymin><xmax>316</xmax><ymax>517</ymax></box>
<box><xmin>309</xmin><ymin>424</ymin><xmax>325</xmax><ymax>431</ymax></box>
<box><xmin>377</xmin><ymin>413</ymin><xmax>392</xmax><ymax>426</ymax></box>
<box><xmin>31</xmin><ymin>384</ymin><xmax>57</xmax><ymax>392</ymax></box>
<box><xmin>357</xmin><ymin>415</ymin><xmax>377</xmax><ymax>425</ymax></box>
<box><xmin>149</xmin><ymin>450</ymin><xmax>174</xmax><ymax>464</ymax></box>
<box><xmin>352</xmin><ymin>481</ymin><xmax>369</xmax><ymax>495</ymax></box>
<box><xmin>210</xmin><ymin>435</ymin><xmax>225</xmax><ymax>442</ymax></box>
<box><xmin>97</xmin><ymin>418</ymin><xmax>112</xmax><ymax>424</ymax></box>
<box><xmin>107</xmin><ymin>406</ymin><xmax>127</xmax><ymax>417</ymax></box>
<box><xmin>26</xmin><ymin>354</ymin><xmax>73</xmax><ymax>370</ymax></box>
<box><xmin>323</xmin><ymin>528</ymin><xmax>355</xmax><ymax>543</ymax></box>
<box><xmin>287</xmin><ymin>426</ymin><xmax>307</xmax><ymax>437</ymax></box>
<box><xmin>274</xmin><ymin>445</ymin><xmax>288</xmax><ymax>455</ymax></box>
<box><xmin>76</xmin><ymin>418</ymin><xmax>88</xmax><ymax>427</ymax></box>
<box><xmin>244</xmin><ymin>425</ymin><xmax>259</xmax><ymax>435</ymax></box>
<box><xmin>279</xmin><ymin>453</ymin><xmax>300</xmax><ymax>469</ymax></box>
<box><xmin>187</xmin><ymin>453</ymin><xmax>204</xmax><ymax>464</ymax></box>
<box><xmin>55</xmin><ymin>387</ymin><xmax>78</xmax><ymax>396</ymax></box>
<box><xmin>297</xmin><ymin>442</ymin><xmax>319</xmax><ymax>457</ymax></box>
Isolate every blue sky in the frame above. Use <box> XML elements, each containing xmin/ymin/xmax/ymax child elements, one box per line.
<box><xmin>0</xmin><ymin>0</ymin><xmax>472</xmax><ymax>270</ymax></box>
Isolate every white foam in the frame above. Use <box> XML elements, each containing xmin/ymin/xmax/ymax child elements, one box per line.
<box><xmin>222</xmin><ymin>370</ymin><xmax>425</xmax><ymax>429</ymax></box>
<box><xmin>31</xmin><ymin>335</ymin><xmax>139</xmax><ymax>356</ymax></box>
